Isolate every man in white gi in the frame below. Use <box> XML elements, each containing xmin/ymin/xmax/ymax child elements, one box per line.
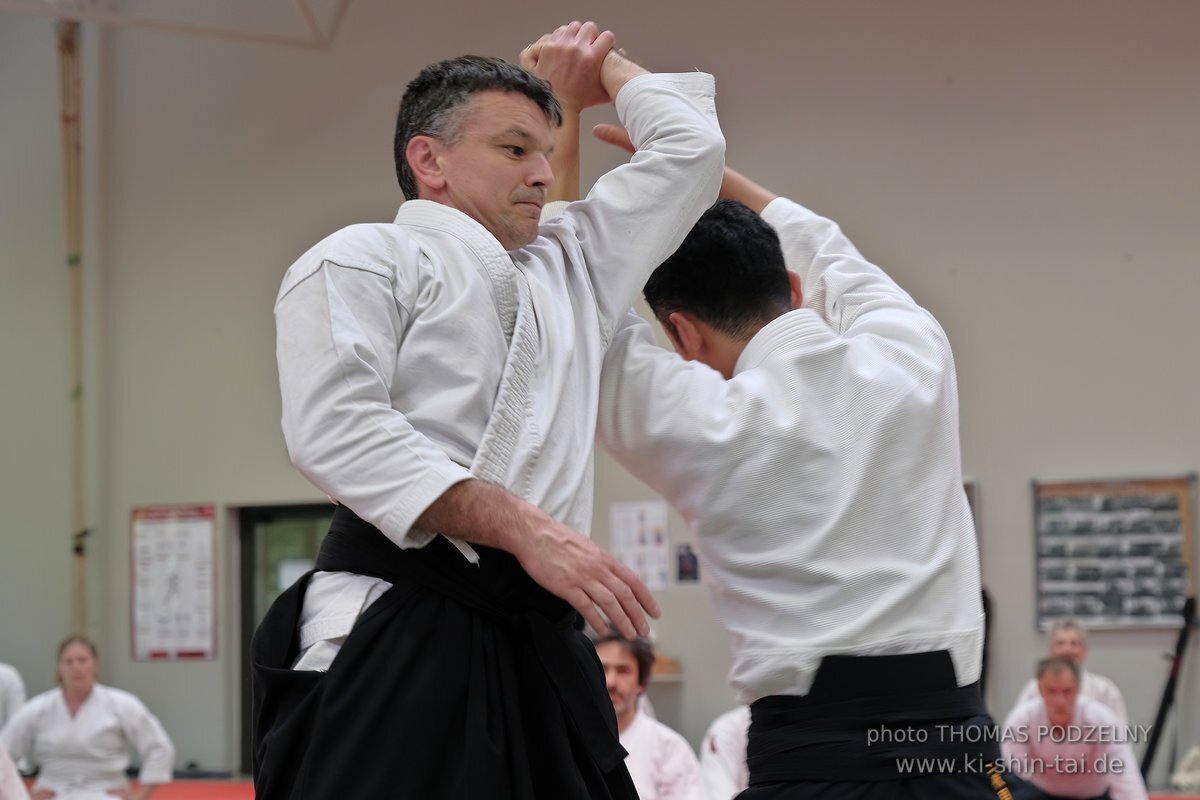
<box><xmin>1012</xmin><ymin>620</ymin><xmax>1128</xmax><ymax>725</ymax></box>
<box><xmin>1001</xmin><ymin>657</ymin><xmax>1146</xmax><ymax>800</ymax></box>
<box><xmin>594</xmin><ymin>126</ymin><xmax>1011</xmax><ymax>798</ymax></box>
<box><xmin>0</xmin><ymin>663</ymin><xmax>23</xmax><ymax>732</ymax></box>
<box><xmin>253</xmin><ymin>20</ymin><xmax>724</xmax><ymax>800</ymax></box>
<box><xmin>592</xmin><ymin>630</ymin><xmax>703</xmax><ymax>800</ymax></box>
<box><xmin>699</xmin><ymin>705</ymin><xmax>750</xmax><ymax>800</ymax></box>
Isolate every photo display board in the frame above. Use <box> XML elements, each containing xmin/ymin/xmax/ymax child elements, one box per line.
<box><xmin>1034</xmin><ymin>475</ymin><xmax>1195</xmax><ymax>628</ymax></box>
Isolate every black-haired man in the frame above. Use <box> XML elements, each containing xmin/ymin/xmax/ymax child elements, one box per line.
<box><xmin>596</xmin><ymin>136</ymin><xmax>1007</xmax><ymax>797</ymax></box>
<box><xmin>253</xmin><ymin>22</ymin><xmax>724</xmax><ymax>800</ymax></box>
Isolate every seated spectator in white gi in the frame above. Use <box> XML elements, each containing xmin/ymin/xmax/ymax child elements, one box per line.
<box><xmin>0</xmin><ymin>662</ymin><xmax>29</xmax><ymax>789</ymax></box>
<box><xmin>1001</xmin><ymin>656</ymin><xmax>1146</xmax><ymax>800</ymax></box>
<box><xmin>0</xmin><ymin>636</ymin><xmax>174</xmax><ymax>800</ymax></box>
<box><xmin>0</xmin><ymin>748</ymin><xmax>30</xmax><ymax>800</ymax></box>
<box><xmin>699</xmin><ymin>705</ymin><xmax>749</xmax><ymax>800</ymax></box>
<box><xmin>0</xmin><ymin>663</ymin><xmax>24</xmax><ymax>732</ymax></box>
<box><xmin>1014</xmin><ymin>620</ymin><xmax>1127</xmax><ymax>725</ymax></box>
<box><xmin>591</xmin><ymin>629</ymin><xmax>703</xmax><ymax>800</ymax></box>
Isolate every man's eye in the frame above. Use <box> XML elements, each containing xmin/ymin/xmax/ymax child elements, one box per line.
<box><xmin>504</xmin><ymin>145</ymin><xmax>525</xmax><ymax>157</ymax></box>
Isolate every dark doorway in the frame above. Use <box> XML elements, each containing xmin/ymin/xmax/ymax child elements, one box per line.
<box><xmin>238</xmin><ymin>503</ymin><xmax>335</xmax><ymax>774</ymax></box>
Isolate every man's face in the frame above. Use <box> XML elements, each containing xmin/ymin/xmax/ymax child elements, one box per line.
<box><xmin>1038</xmin><ymin>668</ymin><xmax>1079</xmax><ymax>727</ymax></box>
<box><xmin>596</xmin><ymin>641</ymin><xmax>643</xmax><ymax>728</ymax></box>
<box><xmin>433</xmin><ymin>90</ymin><xmax>555</xmax><ymax>250</ymax></box>
<box><xmin>1049</xmin><ymin>629</ymin><xmax>1086</xmax><ymax>665</ymax></box>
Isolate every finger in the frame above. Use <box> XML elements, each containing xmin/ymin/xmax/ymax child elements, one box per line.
<box><xmin>585</xmin><ymin>577</ymin><xmax>640</xmax><ymax>639</ymax></box>
<box><xmin>521</xmin><ymin>36</ymin><xmax>547</xmax><ymax>67</ymax></box>
<box><xmin>568</xmin><ymin>587</ymin><xmax>609</xmax><ymax>637</ymax></box>
<box><xmin>610</xmin><ymin>559</ymin><xmax>661</xmax><ymax>619</ymax></box>
<box><xmin>592</xmin><ymin>123</ymin><xmax>636</xmax><ymax>155</ymax></box>
<box><xmin>558</xmin><ymin>20</ymin><xmax>581</xmax><ymax>42</ymax></box>
<box><xmin>601</xmin><ymin>569</ymin><xmax>653</xmax><ymax>637</ymax></box>
<box><xmin>593</xmin><ymin>29</ymin><xmax>616</xmax><ymax>55</ymax></box>
<box><xmin>578</xmin><ymin>20</ymin><xmax>600</xmax><ymax>44</ymax></box>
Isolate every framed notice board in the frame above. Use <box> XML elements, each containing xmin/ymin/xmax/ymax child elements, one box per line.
<box><xmin>130</xmin><ymin>504</ymin><xmax>217</xmax><ymax>660</ymax></box>
<box><xmin>1033</xmin><ymin>474</ymin><xmax>1195</xmax><ymax>628</ymax></box>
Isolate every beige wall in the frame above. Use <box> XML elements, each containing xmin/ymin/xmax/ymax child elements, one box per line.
<box><xmin>1</xmin><ymin>0</ymin><xmax>1198</xmax><ymax>784</ymax></box>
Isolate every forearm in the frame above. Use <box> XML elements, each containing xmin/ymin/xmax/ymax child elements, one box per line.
<box><xmin>419</xmin><ymin>477</ymin><xmax>659</xmax><ymax>638</ymax></box>
<box><xmin>599</xmin><ymin>48</ymin><xmax>648</xmax><ymax>98</ymax></box>
<box><xmin>547</xmin><ymin>109</ymin><xmax>581</xmax><ymax>203</ymax></box>
<box><xmin>759</xmin><ymin>197</ymin><xmax>925</xmax><ymax>337</ymax></box>
<box><xmin>413</xmin><ymin>478</ymin><xmax>546</xmax><ymax>558</ymax></box>
<box><xmin>719</xmin><ymin>167</ymin><xmax>777</xmax><ymax>214</ymax></box>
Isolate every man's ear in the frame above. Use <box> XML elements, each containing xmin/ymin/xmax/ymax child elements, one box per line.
<box><xmin>788</xmin><ymin>270</ymin><xmax>803</xmax><ymax>310</ymax></box>
<box><xmin>406</xmin><ymin>136</ymin><xmax>446</xmax><ymax>195</ymax></box>
<box><xmin>666</xmin><ymin>311</ymin><xmax>707</xmax><ymax>361</ymax></box>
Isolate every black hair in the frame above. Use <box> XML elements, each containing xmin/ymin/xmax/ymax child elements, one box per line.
<box><xmin>643</xmin><ymin>199</ymin><xmax>792</xmax><ymax>340</ymax></box>
<box><xmin>394</xmin><ymin>55</ymin><xmax>563</xmax><ymax>200</ymax></box>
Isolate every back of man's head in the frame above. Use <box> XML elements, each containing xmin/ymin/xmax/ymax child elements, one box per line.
<box><xmin>644</xmin><ymin>199</ymin><xmax>792</xmax><ymax>341</ymax></box>
<box><xmin>393</xmin><ymin>55</ymin><xmax>563</xmax><ymax>200</ymax></box>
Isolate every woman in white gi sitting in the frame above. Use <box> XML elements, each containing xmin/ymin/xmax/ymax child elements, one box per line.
<box><xmin>0</xmin><ymin>636</ymin><xmax>174</xmax><ymax>800</ymax></box>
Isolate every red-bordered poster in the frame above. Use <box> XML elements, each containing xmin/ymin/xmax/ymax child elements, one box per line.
<box><xmin>130</xmin><ymin>504</ymin><xmax>217</xmax><ymax>660</ymax></box>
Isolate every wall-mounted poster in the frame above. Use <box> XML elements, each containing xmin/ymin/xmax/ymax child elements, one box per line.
<box><xmin>610</xmin><ymin>500</ymin><xmax>670</xmax><ymax>590</ymax></box>
<box><xmin>130</xmin><ymin>504</ymin><xmax>217</xmax><ymax>660</ymax></box>
<box><xmin>1033</xmin><ymin>475</ymin><xmax>1195</xmax><ymax>628</ymax></box>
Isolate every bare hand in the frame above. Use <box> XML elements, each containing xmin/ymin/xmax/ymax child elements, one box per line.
<box><xmin>592</xmin><ymin>123</ymin><xmax>635</xmax><ymax>155</ymax></box>
<box><xmin>415</xmin><ymin>479</ymin><xmax>660</xmax><ymax>639</ymax></box>
<box><xmin>512</xmin><ymin>514</ymin><xmax>660</xmax><ymax>639</ymax></box>
<box><xmin>521</xmin><ymin>21</ymin><xmax>615</xmax><ymax>112</ymax></box>
<box><xmin>31</xmin><ymin>790</ymin><xmax>56</xmax><ymax>800</ymax></box>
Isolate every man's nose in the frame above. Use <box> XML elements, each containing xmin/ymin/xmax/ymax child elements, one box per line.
<box><xmin>528</xmin><ymin>153</ymin><xmax>554</xmax><ymax>188</ymax></box>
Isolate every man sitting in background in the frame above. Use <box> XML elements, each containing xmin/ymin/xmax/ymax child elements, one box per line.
<box><xmin>592</xmin><ymin>630</ymin><xmax>703</xmax><ymax>800</ymax></box>
<box><xmin>1002</xmin><ymin>656</ymin><xmax>1146</xmax><ymax>800</ymax></box>
<box><xmin>1012</xmin><ymin>620</ymin><xmax>1127</xmax><ymax>725</ymax></box>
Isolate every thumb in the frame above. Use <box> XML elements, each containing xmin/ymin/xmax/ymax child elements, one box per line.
<box><xmin>592</xmin><ymin>123</ymin><xmax>635</xmax><ymax>155</ymax></box>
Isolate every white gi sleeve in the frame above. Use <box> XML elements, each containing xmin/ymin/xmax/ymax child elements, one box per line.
<box><xmin>111</xmin><ymin>690</ymin><xmax>174</xmax><ymax>785</ymax></box>
<box><xmin>276</xmin><ymin>255</ymin><xmax>473</xmax><ymax>547</ymax></box>
<box><xmin>0</xmin><ymin>667</ymin><xmax>24</xmax><ymax>729</ymax></box>
<box><xmin>534</xmin><ymin>72</ymin><xmax>725</xmax><ymax>343</ymax></box>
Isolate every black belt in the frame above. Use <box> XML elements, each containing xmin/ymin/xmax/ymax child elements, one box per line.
<box><xmin>315</xmin><ymin>506</ymin><xmax>627</xmax><ymax>773</ymax></box>
<box><xmin>748</xmin><ymin>651</ymin><xmax>999</xmax><ymax>783</ymax></box>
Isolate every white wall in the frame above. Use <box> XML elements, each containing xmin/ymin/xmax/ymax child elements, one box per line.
<box><xmin>1</xmin><ymin>0</ymin><xmax>1198</xmax><ymax>783</ymax></box>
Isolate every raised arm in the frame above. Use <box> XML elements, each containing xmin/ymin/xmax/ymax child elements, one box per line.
<box><xmin>599</xmin><ymin>122</ymin><xmax>932</xmax><ymax>344</ymax></box>
<box><xmin>520</xmin><ymin>21</ymin><xmax>618</xmax><ymax>203</ymax></box>
<box><xmin>520</xmin><ymin>43</ymin><xmax>724</xmax><ymax>338</ymax></box>
<box><xmin>593</xmin><ymin>125</ymin><xmax>774</xmax><ymax>213</ymax></box>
